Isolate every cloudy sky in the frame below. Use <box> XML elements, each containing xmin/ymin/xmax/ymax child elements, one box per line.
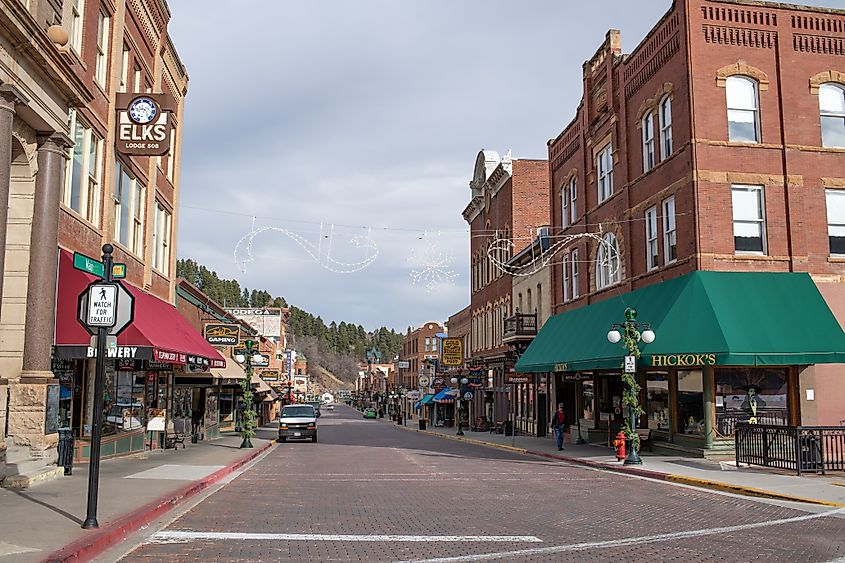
<box><xmin>168</xmin><ymin>0</ymin><xmax>845</xmax><ymax>332</ymax></box>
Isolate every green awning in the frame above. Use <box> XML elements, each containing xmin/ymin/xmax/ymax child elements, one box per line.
<box><xmin>419</xmin><ymin>394</ymin><xmax>435</xmax><ymax>405</ymax></box>
<box><xmin>516</xmin><ymin>271</ymin><xmax>845</xmax><ymax>373</ymax></box>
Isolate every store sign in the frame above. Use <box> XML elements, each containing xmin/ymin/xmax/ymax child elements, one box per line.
<box><xmin>154</xmin><ymin>349</ymin><xmax>187</xmax><ymax>365</ymax></box>
<box><xmin>418</xmin><ymin>375</ymin><xmax>430</xmax><ymax>387</ymax></box>
<box><xmin>210</xmin><ymin>358</ymin><xmax>226</xmax><ymax>369</ymax></box>
<box><xmin>504</xmin><ymin>373</ymin><xmax>531</xmax><ymax>384</ymax></box>
<box><xmin>553</xmin><ymin>363</ymin><xmax>568</xmax><ymax>372</ymax></box>
<box><xmin>397</xmin><ymin>360</ymin><xmax>410</xmax><ymax>369</ymax></box>
<box><xmin>260</xmin><ymin>371</ymin><xmax>280</xmax><ymax>380</ymax></box>
<box><xmin>86</xmin><ymin>346</ymin><xmax>139</xmax><ymax>359</ymax></box>
<box><xmin>441</xmin><ymin>338</ymin><xmax>463</xmax><ymax>366</ymax></box>
<box><xmin>650</xmin><ymin>354</ymin><xmax>717</xmax><ymax>367</ymax></box>
<box><xmin>406</xmin><ymin>390</ymin><xmax>421</xmax><ymax>400</ymax></box>
<box><xmin>146</xmin><ymin>359</ymin><xmax>173</xmax><ymax>371</ymax></box>
<box><xmin>115</xmin><ymin>93</ymin><xmax>175</xmax><ymax>156</ymax></box>
<box><xmin>225</xmin><ymin>308</ymin><xmax>283</xmax><ymax>339</ymax></box>
<box><xmin>204</xmin><ymin>323</ymin><xmax>240</xmax><ymax>346</ymax></box>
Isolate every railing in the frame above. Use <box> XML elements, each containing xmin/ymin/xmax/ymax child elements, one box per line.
<box><xmin>716</xmin><ymin>410</ymin><xmax>789</xmax><ymax>437</ymax></box>
<box><xmin>735</xmin><ymin>423</ymin><xmax>845</xmax><ymax>475</ymax></box>
<box><xmin>503</xmin><ymin>313</ymin><xmax>537</xmax><ymax>340</ymax></box>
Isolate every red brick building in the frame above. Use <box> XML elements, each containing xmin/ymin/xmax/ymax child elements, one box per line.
<box><xmin>463</xmin><ymin>150</ymin><xmax>549</xmax><ymax>427</ymax></box>
<box><xmin>398</xmin><ymin>321</ymin><xmax>444</xmax><ymax>420</ymax></box>
<box><xmin>518</xmin><ymin>0</ymin><xmax>845</xmax><ymax>455</ymax></box>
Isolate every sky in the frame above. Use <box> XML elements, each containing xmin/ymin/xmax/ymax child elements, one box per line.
<box><xmin>167</xmin><ymin>0</ymin><xmax>845</xmax><ymax>332</ymax></box>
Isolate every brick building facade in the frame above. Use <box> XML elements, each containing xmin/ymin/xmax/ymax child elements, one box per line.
<box><xmin>397</xmin><ymin>321</ymin><xmax>444</xmax><ymax>420</ymax></box>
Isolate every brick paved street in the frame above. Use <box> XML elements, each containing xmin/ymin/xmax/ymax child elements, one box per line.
<box><xmin>120</xmin><ymin>405</ymin><xmax>845</xmax><ymax>563</ymax></box>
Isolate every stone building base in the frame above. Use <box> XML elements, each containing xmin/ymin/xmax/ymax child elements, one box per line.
<box><xmin>7</xmin><ymin>378</ymin><xmax>57</xmax><ymax>459</ymax></box>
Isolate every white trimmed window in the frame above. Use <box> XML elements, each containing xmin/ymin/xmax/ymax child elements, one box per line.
<box><xmin>118</xmin><ymin>45</ymin><xmax>130</xmax><ymax>93</ymax></box>
<box><xmin>63</xmin><ymin>110</ymin><xmax>103</xmax><ymax>226</ymax></box>
<box><xmin>642</xmin><ymin>112</ymin><xmax>655</xmax><ymax>172</ymax></box>
<box><xmin>152</xmin><ymin>202</ymin><xmax>172</xmax><ymax>274</ymax></box>
<box><xmin>819</xmin><ymin>83</ymin><xmax>845</xmax><ymax>149</ymax></box>
<box><xmin>662</xmin><ymin>197</ymin><xmax>677</xmax><ymax>265</ymax></box>
<box><xmin>571</xmin><ymin>248</ymin><xmax>579</xmax><ymax>299</ymax></box>
<box><xmin>659</xmin><ymin>96</ymin><xmax>673</xmax><ymax>159</ymax></box>
<box><xmin>166</xmin><ymin>134</ymin><xmax>176</xmax><ymax>181</ymax></box>
<box><xmin>114</xmin><ymin>161</ymin><xmax>145</xmax><ymax>256</ymax></box>
<box><xmin>133</xmin><ymin>66</ymin><xmax>142</xmax><ymax>94</ymax></box>
<box><xmin>825</xmin><ymin>190</ymin><xmax>845</xmax><ymax>256</ymax></box>
<box><xmin>596</xmin><ymin>233</ymin><xmax>621</xmax><ymax>290</ymax></box>
<box><xmin>69</xmin><ymin>0</ymin><xmax>84</xmax><ymax>53</ymax></box>
<box><xmin>561</xmin><ymin>184</ymin><xmax>570</xmax><ymax>228</ymax></box>
<box><xmin>569</xmin><ymin>176</ymin><xmax>577</xmax><ymax>225</ymax></box>
<box><xmin>645</xmin><ymin>206</ymin><xmax>658</xmax><ymax>271</ymax></box>
<box><xmin>562</xmin><ymin>253</ymin><xmax>570</xmax><ymax>302</ymax></box>
<box><xmin>597</xmin><ymin>144</ymin><xmax>614</xmax><ymax>203</ymax></box>
<box><xmin>726</xmin><ymin>76</ymin><xmax>760</xmax><ymax>143</ymax></box>
<box><xmin>731</xmin><ymin>185</ymin><xmax>766</xmax><ymax>254</ymax></box>
<box><xmin>94</xmin><ymin>10</ymin><xmax>110</xmax><ymax>88</ymax></box>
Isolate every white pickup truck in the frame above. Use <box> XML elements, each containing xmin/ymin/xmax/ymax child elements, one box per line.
<box><xmin>278</xmin><ymin>404</ymin><xmax>317</xmax><ymax>443</ymax></box>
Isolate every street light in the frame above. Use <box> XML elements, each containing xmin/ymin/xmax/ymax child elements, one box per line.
<box><xmin>606</xmin><ymin>307</ymin><xmax>655</xmax><ymax>465</ymax></box>
<box><xmin>450</xmin><ymin>376</ymin><xmax>469</xmax><ymax>436</ymax></box>
<box><xmin>234</xmin><ymin>339</ymin><xmax>262</xmax><ymax>449</ymax></box>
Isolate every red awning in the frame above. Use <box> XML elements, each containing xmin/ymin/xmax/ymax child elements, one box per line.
<box><xmin>55</xmin><ymin>250</ymin><xmax>226</xmax><ymax>368</ymax></box>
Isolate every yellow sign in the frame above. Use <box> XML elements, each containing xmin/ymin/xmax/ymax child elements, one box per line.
<box><xmin>441</xmin><ymin>338</ymin><xmax>464</xmax><ymax>367</ymax></box>
<box><xmin>650</xmin><ymin>354</ymin><xmax>717</xmax><ymax>367</ymax></box>
<box><xmin>554</xmin><ymin>363</ymin><xmax>568</xmax><ymax>372</ymax></box>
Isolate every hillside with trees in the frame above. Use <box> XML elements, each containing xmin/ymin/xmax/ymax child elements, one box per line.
<box><xmin>176</xmin><ymin>259</ymin><xmax>404</xmax><ymax>383</ymax></box>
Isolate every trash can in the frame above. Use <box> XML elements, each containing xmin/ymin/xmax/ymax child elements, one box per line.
<box><xmin>504</xmin><ymin>420</ymin><xmax>513</xmax><ymax>436</ymax></box>
<box><xmin>799</xmin><ymin>433</ymin><xmax>823</xmax><ymax>473</ymax></box>
<box><xmin>57</xmin><ymin>428</ymin><xmax>74</xmax><ymax>476</ymax></box>
<box><xmin>419</xmin><ymin>419</ymin><xmax>427</xmax><ymax>431</ymax></box>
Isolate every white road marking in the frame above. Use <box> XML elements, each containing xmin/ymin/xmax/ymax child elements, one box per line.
<box><xmin>150</xmin><ymin>532</ymin><xmax>542</xmax><ymax>544</ymax></box>
<box><xmin>396</xmin><ymin>507</ymin><xmax>845</xmax><ymax>563</ymax></box>
<box><xmin>0</xmin><ymin>541</ymin><xmax>39</xmax><ymax>557</ymax></box>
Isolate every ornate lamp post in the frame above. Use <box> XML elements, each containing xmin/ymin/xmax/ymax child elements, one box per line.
<box><xmin>234</xmin><ymin>339</ymin><xmax>264</xmax><ymax>449</ymax></box>
<box><xmin>450</xmin><ymin>376</ymin><xmax>469</xmax><ymax>436</ymax></box>
<box><xmin>606</xmin><ymin>307</ymin><xmax>655</xmax><ymax>465</ymax></box>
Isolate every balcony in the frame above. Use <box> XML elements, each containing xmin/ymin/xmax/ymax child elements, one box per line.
<box><xmin>503</xmin><ymin>312</ymin><xmax>537</xmax><ymax>343</ymax></box>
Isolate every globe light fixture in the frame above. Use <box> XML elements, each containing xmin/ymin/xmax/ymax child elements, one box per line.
<box><xmin>450</xmin><ymin>377</ymin><xmax>458</xmax><ymax>384</ymax></box>
<box><xmin>607</xmin><ymin>330</ymin><xmax>622</xmax><ymax>344</ymax></box>
<box><xmin>641</xmin><ymin>330</ymin><xmax>656</xmax><ymax>344</ymax></box>
<box><xmin>461</xmin><ymin>377</ymin><xmax>469</xmax><ymax>385</ymax></box>
<box><xmin>234</xmin><ymin>353</ymin><xmax>246</xmax><ymax>364</ymax></box>
<box><xmin>252</xmin><ymin>353</ymin><xmax>264</xmax><ymax>364</ymax></box>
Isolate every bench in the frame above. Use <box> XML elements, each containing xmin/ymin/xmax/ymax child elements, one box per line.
<box><xmin>492</xmin><ymin>421</ymin><xmax>505</xmax><ymax>435</ymax></box>
<box><xmin>635</xmin><ymin>428</ymin><xmax>653</xmax><ymax>452</ymax></box>
<box><xmin>471</xmin><ymin>417</ymin><xmax>491</xmax><ymax>432</ymax></box>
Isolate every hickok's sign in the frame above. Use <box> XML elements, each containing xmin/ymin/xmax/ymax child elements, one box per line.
<box><xmin>116</xmin><ymin>93</ymin><xmax>175</xmax><ymax>156</ymax></box>
<box><xmin>649</xmin><ymin>354</ymin><xmax>717</xmax><ymax>367</ymax></box>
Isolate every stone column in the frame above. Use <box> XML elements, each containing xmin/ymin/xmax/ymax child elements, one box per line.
<box><xmin>9</xmin><ymin>133</ymin><xmax>68</xmax><ymax>453</ymax></box>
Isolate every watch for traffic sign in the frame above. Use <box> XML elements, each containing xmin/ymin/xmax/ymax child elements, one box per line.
<box><xmin>77</xmin><ymin>280</ymin><xmax>135</xmax><ymax>336</ymax></box>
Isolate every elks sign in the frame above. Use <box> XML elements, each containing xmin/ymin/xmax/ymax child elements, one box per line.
<box><xmin>115</xmin><ymin>93</ymin><xmax>175</xmax><ymax>156</ymax></box>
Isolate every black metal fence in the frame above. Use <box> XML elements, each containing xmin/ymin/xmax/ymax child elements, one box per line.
<box><xmin>735</xmin><ymin>423</ymin><xmax>845</xmax><ymax>475</ymax></box>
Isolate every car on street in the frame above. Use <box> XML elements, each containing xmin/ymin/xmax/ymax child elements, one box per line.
<box><xmin>278</xmin><ymin>404</ymin><xmax>318</xmax><ymax>442</ymax></box>
<box><xmin>363</xmin><ymin>407</ymin><xmax>378</xmax><ymax>419</ymax></box>
<box><xmin>326</xmin><ymin>404</ymin><xmax>334</xmax><ymax>411</ymax></box>
<box><xmin>307</xmin><ymin>400</ymin><xmax>322</xmax><ymax>418</ymax></box>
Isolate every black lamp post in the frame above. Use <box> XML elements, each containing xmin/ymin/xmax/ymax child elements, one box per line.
<box><xmin>450</xmin><ymin>376</ymin><xmax>469</xmax><ymax>436</ymax></box>
<box><xmin>606</xmin><ymin>307</ymin><xmax>655</xmax><ymax>465</ymax></box>
<box><xmin>234</xmin><ymin>339</ymin><xmax>263</xmax><ymax>449</ymax></box>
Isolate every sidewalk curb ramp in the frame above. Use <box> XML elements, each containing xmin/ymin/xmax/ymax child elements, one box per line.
<box><xmin>397</xmin><ymin>424</ymin><xmax>845</xmax><ymax>508</ymax></box>
<box><xmin>42</xmin><ymin>441</ymin><xmax>275</xmax><ymax>563</ymax></box>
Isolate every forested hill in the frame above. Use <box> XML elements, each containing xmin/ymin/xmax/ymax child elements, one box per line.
<box><xmin>176</xmin><ymin>259</ymin><xmax>404</xmax><ymax>380</ymax></box>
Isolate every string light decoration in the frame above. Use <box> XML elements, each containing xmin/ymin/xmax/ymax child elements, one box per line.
<box><xmin>234</xmin><ymin>220</ymin><xmax>379</xmax><ymax>275</ymax></box>
<box><xmin>486</xmin><ymin>228</ymin><xmax>620</xmax><ymax>279</ymax></box>
<box><xmin>408</xmin><ymin>232</ymin><xmax>460</xmax><ymax>292</ymax></box>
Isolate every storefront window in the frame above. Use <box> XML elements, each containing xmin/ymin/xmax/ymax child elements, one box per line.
<box><xmin>582</xmin><ymin>380</ymin><xmax>595</xmax><ymax>422</ymax></box>
<box><xmin>646</xmin><ymin>372</ymin><xmax>670</xmax><ymax>431</ymax></box>
<box><xmin>677</xmin><ymin>370</ymin><xmax>704</xmax><ymax>435</ymax></box>
<box><xmin>103</xmin><ymin>370</ymin><xmax>145</xmax><ymax>434</ymax></box>
<box><xmin>219</xmin><ymin>390</ymin><xmax>235</xmax><ymax>427</ymax></box>
<box><xmin>205</xmin><ymin>393</ymin><xmax>218</xmax><ymax>428</ymax></box>
<box><xmin>715</xmin><ymin>368</ymin><xmax>788</xmax><ymax>437</ymax></box>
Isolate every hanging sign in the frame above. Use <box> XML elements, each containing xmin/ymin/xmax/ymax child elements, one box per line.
<box><xmin>115</xmin><ymin>93</ymin><xmax>175</xmax><ymax>156</ymax></box>
<box><xmin>624</xmin><ymin>355</ymin><xmax>637</xmax><ymax>373</ymax></box>
<box><xmin>204</xmin><ymin>324</ymin><xmax>240</xmax><ymax>346</ymax></box>
<box><xmin>441</xmin><ymin>338</ymin><xmax>464</xmax><ymax>366</ymax></box>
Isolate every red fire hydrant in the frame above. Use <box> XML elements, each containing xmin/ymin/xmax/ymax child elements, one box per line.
<box><xmin>613</xmin><ymin>431</ymin><xmax>627</xmax><ymax>461</ymax></box>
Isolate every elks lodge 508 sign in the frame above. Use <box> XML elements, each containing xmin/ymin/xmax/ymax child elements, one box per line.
<box><xmin>116</xmin><ymin>93</ymin><xmax>175</xmax><ymax>156</ymax></box>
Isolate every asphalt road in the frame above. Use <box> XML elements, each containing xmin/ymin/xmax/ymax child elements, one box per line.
<box><xmin>119</xmin><ymin>405</ymin><xmax>845</xmax><ymax>562</ymax></box>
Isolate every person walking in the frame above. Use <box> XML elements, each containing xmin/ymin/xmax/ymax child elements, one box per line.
<box><xmin>552</xmin><ymin>404</ymin><xmax>566</xmax><ymax>451</ymax></box>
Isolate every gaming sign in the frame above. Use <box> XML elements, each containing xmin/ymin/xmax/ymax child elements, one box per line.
<box><xmin>116</xmin><ymin>93</ymin><xmax>175</xmax><ymax>156</ymax></box>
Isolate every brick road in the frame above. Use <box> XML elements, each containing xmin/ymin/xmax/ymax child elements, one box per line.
<box><xmin>120</xmin><ymin>405</ymin><xmax>845</xmax><ymax>562</ymax></box>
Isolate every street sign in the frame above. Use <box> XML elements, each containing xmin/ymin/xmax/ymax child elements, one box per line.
<box><xmin>77</xmin><ymin>281</ymin><xmax>135</xmax><ymax>336</ymax></box>
<box><xmin>72</xmin><ymin>252</ymin><xmax>126</xmax><ymax>279</ymax></box>
<box><xmin>624</xmin><ymin>355</ymin><xmax>637</xmax><ymax>373</ymax></box>
<box><xmin>397</xmin><ymin>360</ymin><xmax>410</xmax><ymax>369</ymax></box>
<box><xmin>85</xmin><ymin>284</ymin><xmax>117</xmax><ymax>327</ymax></box>
<box><xmin>463</xmin><ymin>391</ymin><xmax>473</xmax><ymax>401</ymax></box>
<box><xmin>418</xmin><ymin>375</ymin><xmax>430</xmax><ymax>387</ymax></box>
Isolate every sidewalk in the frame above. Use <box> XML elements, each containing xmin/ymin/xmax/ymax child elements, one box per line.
<box><xmin>0</xmin><ymin>427</ymin><xmax>276</xmax><ymax>563</ymax></box>
<box><xmin>398</xmin><ymin>422</ymin><xmax>845</xmax><ymax>507</ymax></box>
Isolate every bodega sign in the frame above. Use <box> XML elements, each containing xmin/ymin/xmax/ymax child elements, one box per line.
<box><xmin>116</xmin><ymin>93</ymin><xmax>174</xmax><ymax>156</ymax></box>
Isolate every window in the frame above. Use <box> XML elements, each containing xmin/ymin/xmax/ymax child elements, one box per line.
<box><xmin>432</xmin><ymin>338</ymin><xmax>438</xmax><ymax>352</ymax></box>
<box><xmin>63</xmin><ymin>110</ymin><xmax>103</xmax><ymax>226</ymax></box>
<box><xmin>562</xmin><ymin>254</ymin><xmax>570</xmax><ymax>302</ymax></box>
<box><xmin>714</xmin><ymin>368</ymin><xmax>788</xmax><ymax>437</ymax></box>
<box><xmin>69</xmin><ymin>0</ymin><xmax>84</xmax><ymax>53</ymax></box>
<box><xmin>166</xmin><ymin>134</ymin><xmax>176</xmax><ymax>181</ymax></box>
<box><xmin>645</xmin><ymin>206</ymin><xmax>658</xmax><ymax>270</ymax></box>
<box><xmin>118</xmin><ymin>45</ymin><xmax>130</xmax><ymax>93</ymax></box>
<box><xmin>571</xmin><ymin>249</ymin><xmax>579</xmax><ymax>299</ymax></box>
<box><xmin>114</xmin><ymin>161</ymin><xmax>145</xmax><ymax>255</ymax></box>
<box><xmin>662</xmin><ymin>197</ymin><xmax>677</xmax><ymax>264</ymax></box>
<box><xmin>726</xmin><ymin>76</ymin><xmax>760</xmax><ymax>143</ymax></box>
<box><xmin>596</xmin><ymin>233</ymin><xmax>621</xmax><ymax>289</ymax></box>
<box><xmin>659</xmin><ymin>96</ymin><xmax>673</xmax><ymax>159</ymax></box>
<box><xmin>826</xmin><ymin>190</ymin><xmax>845</xmax><ymax>255</ymax></box>
<box><xmin>642</xmin><ymin>112</ymin><xmax>655</xmax><ymax>172</ymax></box>
<box><xmin>561</xmin><ymin>185</ymin><xmax>569</xmax><ymax>228</ymax></box>
<box><xmin>569</xmin><ymin>176</ymin><xmax>577</xmax><ymax>225</ymax></box>
<box><xmin>133</xmin><ymin>66</ymin><xmax>142</xmax><ymax>94</ymax></box>
<box><xmin>152</xmin><ymin>202</ymin><xmax>172</xmax><ymax>274</ymax></box>
<box><xmin>94</xmin><ymin>10</ymin><xmax>110</xmax><ymax>88</ymax></box>
<box><xmin>597</xmin><ymin>144</ymin><xmax>614</xmax><ymax>203</ymax></box>
<box><xmin>526</xmin><ymin>289</ymin><xmax>532</xmax><ymax>313</ymax></box>
<box><xmin>732</xmin><ymin>185</ymin><xmax>766</xmax><ymax>253</ymax></box>
<box><xmin>819</xmin><ymin>83</ymin><xmax>845</xmax><ymax>149</ymax></box>
<box><xmin>677</xmin><ymin>370</ymin><xmax>704</xmax><ymax>435</ymax></box>
<box><xmin>425</xmin><ymin>337</ymin><xmax>430</xmax><ymax>352</ymax></box>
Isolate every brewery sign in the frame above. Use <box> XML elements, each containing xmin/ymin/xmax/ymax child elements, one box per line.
<box><xmin>115</xmin><ymin>93</ymin><xmax>175</xmax><ymax>156</ymax></box>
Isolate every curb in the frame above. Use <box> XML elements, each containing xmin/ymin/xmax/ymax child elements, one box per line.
<box><xmin>400</xmin><ymin>425</ymin><xmax>845</xmax><ymax>508</ymax></box>
<box><xmin>42</xmin><ymin>440</ymin><xmax>275</xmax><ymax>563</ymax></box>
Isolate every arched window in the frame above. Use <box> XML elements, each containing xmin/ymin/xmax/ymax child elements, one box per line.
<box><xmin>820</xmin><ymin>83</ymin><xmax>845</xmax><ymax>149</ymax></box>
<box><xmin>726</xmin><ymin>76</ymin><xmax>760</xmax><ymax>143</ymax></box>
<box><xmin>659</xmin><ymin>96</ymin><xmax>673</xmax><ymax>159</ymax></box>
<box><xmin>596</xmin><ymin>233</ymin><xmax>621</xmax><ymax>290</ymax></box>
<box><xmin>642</xmin><ymin>111</ymin><xmax>655</xmax><ymax>172</ymax></box>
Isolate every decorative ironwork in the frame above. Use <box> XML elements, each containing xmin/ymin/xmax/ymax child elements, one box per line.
<box><xmin>735</xmin><ymin>423</ymin><xmax>845</xmax><ymax>475</ymax></box>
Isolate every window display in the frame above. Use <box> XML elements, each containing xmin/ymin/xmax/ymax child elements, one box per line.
<box><xmin>646</xmin><ymin>372</ymin><xmax>670</xmax><ymax>431</ymax></box>
<box><xmin>715</xmin><ymin>368</ymin><xmax>788</xmax><ymax>437</ymax></box>
<box><xmin>677</xmin><ymin>370</ymin><xmax>704</xmax><ymax>435</ymax></box>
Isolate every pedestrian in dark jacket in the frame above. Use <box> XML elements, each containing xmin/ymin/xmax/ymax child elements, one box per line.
<box><xmin>551</xmin><ymin>404</ymin><xmax>566</xmax><ymax>451</ymax></box>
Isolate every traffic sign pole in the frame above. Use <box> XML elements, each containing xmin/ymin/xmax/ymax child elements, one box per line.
<box><xmin>82</xmin><ymin>244</ymin><xmax>114</xmax><ymax>529</ymax></box>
